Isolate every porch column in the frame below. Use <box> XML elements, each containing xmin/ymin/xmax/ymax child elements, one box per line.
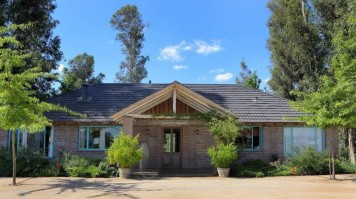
<box><xmin>123</xmin><ymin>116</ymin><xmax>134</xmax><ymax>136</ymax></box>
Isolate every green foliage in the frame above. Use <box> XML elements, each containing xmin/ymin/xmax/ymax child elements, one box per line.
<box><xmin>107</xmin><ymin>133</ymin><xmax>143</xmax><ymax>168</ymax></box>
<box><xmin>230</xmin><ymin>159</ymin><xmax>292</xmax><ymax>177</ymax></box>
<box><xmin>203</xmin><ymin>112</ymin><xmax>239</xmax><ymax>144</ymax></box>
<box><xmin>59</xmin><ymin>53</ymin><xmax>105</xmax><ymax>94</ymax></box>
<box><xmin>267</xmin><ymin>0</ymin><xmax>327</xmax><ymax>100</ymax></box>
<box><xmin>1</xmin><ymin>0</ymin><xmax>62</xmax><ymax>99</ymax></box>
<box><xmin>337</xmin><ymin>160</ymin><xmax>356</xmax><ymax>174</ymax></box>
<box><xmin>235</xmin><ymin>60</ymin><xmax>261</xmax><ymax>90</ymax></box>
<box><xmin>286</xmin><ymin>146</ymin><xmax>329</xmax><ymax>175</ymax></box>
<box><xmin>0</xmin><ymin>25</ymin><xmax>85</xmax><ymax>133</ymax></box>
<box><xmin>290</xmin><ymin>12</ymin><xmax>356</xmax><ymax>129</ymax></box>
<box><xmin>207</xmin><ymin>143</ymin><xmax>238</xmax><ymax>168</ymax></box>
<box><xmin>110</xmin><ymin>4</ymin><xmax>149</xmax><ymax>83</ymax></box>
<box><xmin>96</xmin><ymin>158</ymin><xmax>119</xmax><ymax>178</ymax></box>
<box><xmin>61</xmin><ymin>152</ymin><xmax>117</xmax><ymax>178</ymax></box>
<box><xmin>0</xmin><ymin>147</ymin><xmax>59</xmax><ymax>177</ymax></box>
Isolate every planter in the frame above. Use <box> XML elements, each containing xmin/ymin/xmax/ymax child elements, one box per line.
<box><xmin>217</xmin><ymin>168</ymin><xmax>230</xmax><ymax>177</ymax></box>
<box><xmin>119</xmin><ymin>168</ymin><xmax>131</xmax><ymax>178</ymax></box>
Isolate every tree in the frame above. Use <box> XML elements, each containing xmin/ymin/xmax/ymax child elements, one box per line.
<box><xmin>267</xmin><ymin>0</ymin><xmax>327</xmax><ymax>100</ymax></box>
<box><xmin>110</xmin><ymin>4</ymin><xmax>149</xmax><ymax>83</ymax></box>
<box><xmin>290</xmin><ymin>11</ymin><xmax>356</xmax><ymax>164</ymax></box>
<box><xmin>0</xmin><ymin>0</ymin><xmax>63</xmax><ymax>99</ymax></box>
<box><xmin>59</xmin><ymin>53</ymin><xmax>105</xmax><ymax>94</ymax></box>
<box><xmin>235</xmin><ymin>60</ymin><xmax>261</xmax><ymax>90</ymax></box>
<box><xmin>0</xmin><ymin>25</ymin><xmax>83</xmax><ymax>185</ymax></box>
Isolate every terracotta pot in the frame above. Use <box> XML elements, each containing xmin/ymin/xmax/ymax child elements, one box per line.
<box><xmin>217</xmin><ymin>168</ymin><xmax>230</xmax><ymax>177</ymax></box>
<box><xmin>119</xmin><ymin>168</ymin><xmax>131</xmax><ymax>178</ymax></box>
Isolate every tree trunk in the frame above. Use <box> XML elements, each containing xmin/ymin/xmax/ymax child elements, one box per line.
<box><xmin>349</xmin><ymin>128</ymin><xmax>355</xmax><ymax>165</ymax></box>
<box><xmin>12</xmin><ymin>130</ymin><xmax>16</xmax><ymax>185</ymax></box>
<box><xmin>301</xmin><ymin>0</ymin><xmax>307</xmax><ymax>24</ymax></box>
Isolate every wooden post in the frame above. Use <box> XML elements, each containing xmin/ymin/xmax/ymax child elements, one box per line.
<box><xmin>329</xmin><ymin>153</ymin><xmax>331</xmax><ymax>179</ymax></box>
<box><xmin>12</xmin><ymin>130</ymin><xmax>16</xmax><ymax>185</ymax></box>
<box><xmin>332</xmin><ymin>149</ymin><xmax>335</xmax><ymax>180</ymax></box>
<box><xmin>348</xmin><ymin>128</ymin><xmax>355</xmax><ymax>165</ymax></box>
<box><xmin>173</xmin><ymin>90</ymin><xmax>176</xmax><ymax>114</ymax></box>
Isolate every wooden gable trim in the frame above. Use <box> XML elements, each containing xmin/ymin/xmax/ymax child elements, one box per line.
<box><xmin>110</xmin><ymin>81</ymin><xmax>234</xmax><ymax>122</ymax></box>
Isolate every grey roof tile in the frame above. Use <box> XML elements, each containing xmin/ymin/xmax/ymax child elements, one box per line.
<box><xmin>45</xmin><ymin>83</ymin><xmax>303</xmax><ymax>123</ymax></box>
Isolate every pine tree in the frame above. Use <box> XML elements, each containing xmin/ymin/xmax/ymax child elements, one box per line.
<box><xmin>267</xmin><ymin>0</ymin><xmax>327</xmax><ymax>100</ymax></box>
<box><xmin>110</xmin><ymin>4</ymin><xmax>149</xmax><ymax>83</ymax></box>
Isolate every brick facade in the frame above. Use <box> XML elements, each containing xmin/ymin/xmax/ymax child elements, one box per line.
<box><xmin>0</xmin><ymin>122</ymin><xmax>340</xmax><ymax>168</ymax></box>
<box><xmin>237</xmin><ymin>126</ymin><xmax>284</xmax><ymax>163</ymax></box>
<box><xmin>53</xmin><ymin>125</ymin><xmax>106</xmax><ymax>158</ymax></box>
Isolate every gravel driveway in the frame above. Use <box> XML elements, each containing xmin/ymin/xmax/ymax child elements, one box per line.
<box><xmin>1</xmin><ymin>175</ymin><xmax>355</xmax><ymax>199</ymax></box>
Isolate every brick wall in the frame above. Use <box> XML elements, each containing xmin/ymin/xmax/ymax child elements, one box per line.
<box><xmin>40</xmin><ymin>122</ymin><xmax>341</xmax><ymax>163</ymax></box>
<box><xmin>53</xmin><ymin>125</ymin><xmax>105</xmax><ymax>158</ymax></box>
<box><xmin>0</xmin><ymin>129</ymin><xmax>7</xmax><ymax>148</ymax></box>
<box><xmin>123</xmin><ymin>117</ymin><xmax>134</xmax><ymax>136</ymax></box>
<box><xmin>236</xmin><ymin>126</ymin><xmax>284</xmax><ymax>163</ymax></box>
<box><xmin>132</xmin><ymin>119</ymin><xmax>215</xmax><ymax>169</ymax></box>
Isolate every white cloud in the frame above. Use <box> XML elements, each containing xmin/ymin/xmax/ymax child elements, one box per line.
<box><xmin>209</xmin><ymin>68</ymin><xmax>225</xmax><ymax>74</ymax></box>
<box><xmin>173</xmin><ymin>65</ymin><xmax>188</xmax><ymax>70</ymax></box>
<box><xmin>158</xmin><ymin>41</ymin><xmax>192</xmax><ymax>62</ymax></box>
<box><xmin>215</xmin><ymin>72</ymin><xmax>233</xmax><ymax>82</ymax></box>
<box><xmin>194</xmin><ymin>40</ymin><xmax>222</xmax><ymax>55</ymax></box>
<box><xmin>53</xmin><ymin>63</ymin><xmax>65</xmax><ymax>74</ymax></box>
<box><xmin>263</xmin><ymin>77</ymin><xmax>270</xmax><ymax>83</ymax></box>
<box><xmin>158</xmin><ymin>39</ymin><xmax>222</xmax><ymax>61</ymax></box>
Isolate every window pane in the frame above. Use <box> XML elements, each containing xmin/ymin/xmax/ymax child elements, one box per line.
<box><xmin>284</xmin><ymin>127</ymin><xmax>323</xmax><ymax>156</ymax></box>
<box><xmin>79</xmin><ymin>127</ymin><xmax>87</xmax><ymax>149</ymax></box>
<box><xmin>102</xmin><ymin>127</ymin><xmax>117</xmax><ymax>149</ymax></box>
<box><xmin>253</xmin><ymin>127</ymin><xmax>260</xmax><ymax>149</ymax></box>
<box><xmin>236</xmin><ymin>128</ymin><xmax>252</xmax><ymax>149</ymax></box>
<box><xmin>163</xmin><ymin>129</ymin><xmax>171</xmax><ymax>152</ymax></box>
<box><xmin>89</xmin><ymin>127</ymin><xmax>101</xmax><ymax>149</ymax></box>
<box><xmin>79</xmin><ymin>126</ymin><xmax>119</xmax><ymax>150</ymax></box>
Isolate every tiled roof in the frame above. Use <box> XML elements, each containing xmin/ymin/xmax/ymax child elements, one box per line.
<box><xmin>45</xmin><ymin>83</ymin><xmax>303</xmax><ymax>123</ymax></box>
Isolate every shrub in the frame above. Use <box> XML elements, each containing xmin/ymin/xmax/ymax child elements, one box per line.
<box><xmin>0</xmin><ymin>147</ymin><xmax>55</xmax><ymax>177</ymax></box>
<box><xmin>337</xmin><ymin>161</ymin><xmax>356</xmax><ymax>174</ymax></box>
<box><xmin>0</xmin><ymin>147</ymin><xmax>12</xmax><ymax>177</ymax></box>
<box><xmin>96</xmin><ymin>158</ymin><xmax>119</xmax><ymax>178</ymax></box>
<box><xmin>207</xmin><ymin>143</ymin><xmax>238</xmax><ymax>168</ymax></box>
<box><xmin>107</xmin><ymin>134</ymin><xmax>143</xmax><ymax>168</ymax></box>
<box><xmin>61</xmin><ymin>151</ymin><xmax>103</xmax><ymax>177</ymax></box>
<box><xmin>286</xmin><ymin>146</ymin><xmax>329</xmax><ymax>175</ymax></box>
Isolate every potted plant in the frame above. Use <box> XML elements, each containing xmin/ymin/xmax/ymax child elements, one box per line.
<box><xmin>107</xmin><ymin>133</ymin><xmax>143</xmax><ymax>178</ymax></box>
<box><xmin>207</xmin><ymin>143</ymin><xmax>238</xmax><ymax>177</ymax></box>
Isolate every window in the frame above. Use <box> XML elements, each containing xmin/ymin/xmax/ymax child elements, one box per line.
<box><xmin>235</xmin><ymin>127</ymin><xmax>262</xmax><ymax>150</ymax></box>
<box><xmin>7</xmin><ymin>130</ymin><xmax>22</xmax><ymax>152</ymax></box>
<box><xmin>79</xmin><ymin>126</ymin><xmax>121</xmax><ymax>150</ymax></box>
<box><xmin>284</xmin><ymin>127</ymin><xmax>325</xmax><ymax>156</ymax></box>
<box><xmin>7</xmin><ymin>127</ymin><xmax>53</xmax><ymax>157</ymax></box>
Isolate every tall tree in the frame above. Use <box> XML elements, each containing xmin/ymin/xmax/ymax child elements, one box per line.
<box><xmin>267</xmin><ymin>0</ymin><xmax>327</xmax><ymax>100</ymax></box>
<box><xmin>0</xmin><ymin>0</ymin><xmax>62</xmax><ymax>99</ymax></box>
<box><xmin>235</xmin><ymin>60</ymin><xmax>261</xmax><ymax>90</ymax></box>
<box><xmin>0</xmin><ymin>25</ymin><xmax>82</xmax><ymax>185</ymax></box>
<box><xmin>291</xmin><ymin>9</ymin><xmax>356</xmax><ymax>164</ymax></box>
<box><xmin>110</xmin><ymin>4</ymin><xmax>149</xmax><ymax>83</ymax></box>
<box><xmin>59</xmin><ymin>53</ymin><xmax>105</xmax><ymax>94</ymax></box>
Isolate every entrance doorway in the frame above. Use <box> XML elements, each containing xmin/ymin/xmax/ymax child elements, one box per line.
<box><xmin>162</xmin><ymin>128</ymin><xmax>181</xmax><ymax>168</ymax></box>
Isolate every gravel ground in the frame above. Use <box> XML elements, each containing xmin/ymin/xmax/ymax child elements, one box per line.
<box><xmin>0</xmin><ymin>175</ymin><xmax>355</xmax><ymax>199</ymax></box>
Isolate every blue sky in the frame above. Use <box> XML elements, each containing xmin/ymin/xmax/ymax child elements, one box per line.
<box><xmin>53</xmin><ymin>0</ymin><xmax>271</xmax><ymax>87</ymax></box>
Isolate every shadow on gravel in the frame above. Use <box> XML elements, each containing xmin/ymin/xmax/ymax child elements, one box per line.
<box><xmin>17</xmin><ymin>178</ymin><xmax>161</xmax><ymax>198</ymax></box>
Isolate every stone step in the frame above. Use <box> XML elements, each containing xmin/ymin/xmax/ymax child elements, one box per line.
<box><xmin>130</xmin><ymin>170</ymin><xmax>160</xmax><ymax>179</ymax></box>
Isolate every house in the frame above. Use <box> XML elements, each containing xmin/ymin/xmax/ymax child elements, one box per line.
<box><xmin>0</xmin><ymin>81</ymin><xmax>338</xmax><ymax>171</ymax></box>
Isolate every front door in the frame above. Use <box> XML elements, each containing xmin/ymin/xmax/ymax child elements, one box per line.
<box><xmin>162</xmin><ymin>128</ymin><xmax>181</xmax><ymax>168</ymax></box>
